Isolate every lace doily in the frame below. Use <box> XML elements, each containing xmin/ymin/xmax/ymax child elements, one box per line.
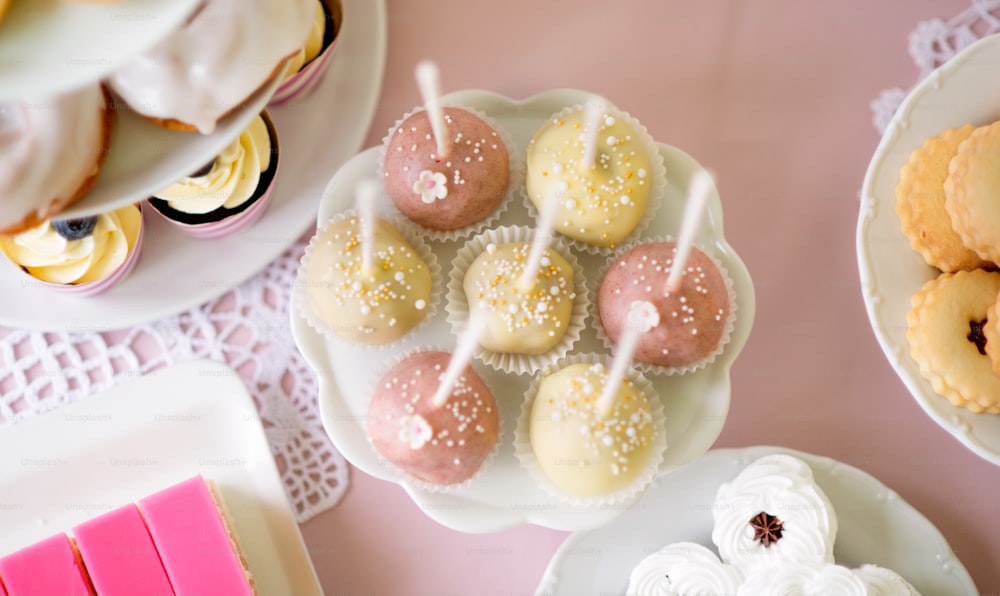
<box><xmin>0</xmin><ymin>241</ymin><xmax>348</xmax><ymax>523</ymax></box>
<box><xmin>872</xmin><ymin>0</ymin><xmax>1000</xmax><ymax>132</ymax></box>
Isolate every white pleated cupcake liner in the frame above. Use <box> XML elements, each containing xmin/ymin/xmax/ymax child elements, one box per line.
<box><xmin>591</xmin><ymin>234</ymin><xmax>738</xmax><ymax>376</ymax></box>
<box><xmin>513</xmin><ymin>352</ymin><xmax>667</xmax><ymax>507</ymax></box>
<box><xmin>445</xmin><ymin>225</ymin><xmax>589</xmax><ymax>376</ymax></box>
<box><xmin>522</xmin><ymin>102</ymin><xmax>667</xmax><ymax>256</ymax></box>
<box><xmin>363</xmin><ymin>344</ymin><xmax>503</xmax><ymax>494</ymax></box>
<box><xmin>377</xmin><ymin>103</ymin><xmax>524</xmax><ymax>242</ymax></box>
<box><xmin>293</xmin><ymin>209</ymin><xmax>442</xmax><ymax>352</ymax></box>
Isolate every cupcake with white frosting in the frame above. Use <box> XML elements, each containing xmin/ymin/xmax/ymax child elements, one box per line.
<box><xmin>0</xmin><ymin>204</ymin><xmax>144</xmax><ymax>296</ymax></box>
<box><xmin>147</xmin><ymin>111</ymin><xmax>278</xmax><ymax>239</ymax></box>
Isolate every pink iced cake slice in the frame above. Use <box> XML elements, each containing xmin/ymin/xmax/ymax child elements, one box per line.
<box><xmin>0</xmin><ymin>533</ymin><xmax>92</xmax><ymax>595</ymax></box>
<box><xmin>139</xmin><ymin>476</ymin><xmax>255</xmax><ymax>595</ymax></box>
<box><xmin>72</xmin><ymin>503</ymin><xmax>174</xmax><ymax>596</ymax></box>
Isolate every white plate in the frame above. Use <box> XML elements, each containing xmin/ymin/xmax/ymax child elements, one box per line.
<box><xmin>0</xmin><ymin>0</ymin><xmax>201</xmax><ymax>101</ymax></box>
<box><xmin>291</xmin><ymin>89</ymin><xmax>756</xmax><ymax>533</ymax></box>
<box><xmin>0</xmin><ymin>0</ymin><xmax>387</xmax><ymax>332</ymax></box>
<box><xmin>858</xmin><ymin>33</ymin><xmax>1000</xmax><ymax>467</ymax></box>
<box><xmin>0</xmin><ymin>359</ymin><xmax>321</xmax><ymax>595</ymax></box>
<box><xmin>535</xmin><ymin>446</ymin><xmax>976</xmax><ymax>595</ymax></box>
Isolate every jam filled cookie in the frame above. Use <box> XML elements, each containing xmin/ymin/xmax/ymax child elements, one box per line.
<box><xmin>944</xmin><ymin>121</ymin><xmax>1000</xmax><ymax>265</ymax></box>
<box><xmin>907</xmin><ymin>269</ymin><xmax>1000</xmax><ymax>413</ymax></box>
<box><xmin>983</xmin><ymin>297</ymin><xmax>1000</xmax><ymax>377</ymax></box>
<box><xmin>896</xmin><ymin>124</ymin><xmax>988</xmax><ymax>272</ymax></box>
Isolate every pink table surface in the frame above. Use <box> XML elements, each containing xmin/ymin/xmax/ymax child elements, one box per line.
<box><xmin>299</xmin><ymin>0</ymin><xmax>1000</xmax><ymax>594</ymax></box>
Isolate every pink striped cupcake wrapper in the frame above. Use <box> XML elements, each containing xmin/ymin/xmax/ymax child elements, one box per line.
<box><xmin>268</xmin><ymin>0</ymin><xmax>342</xmax><ymax>107</ymax></box>
<box><xmin>151</xmin><ymin>180</ymin><xmax>277</xmax><ymax>240</ymax></box>
<box><xmin>268</xmin><ymin>44</ymin><xmax>337</xmax><ymax>107</ymax></box>
<box><xmin>43</xmin><ymin>213</ymin><xmax>145</xmax><ymax>297</ymax></box>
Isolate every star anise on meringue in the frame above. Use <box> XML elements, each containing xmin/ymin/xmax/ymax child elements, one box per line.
<box><xmin>749</xmin><ymin>511</ymin><xmax>784</xmax><ymax>547</ymax></box>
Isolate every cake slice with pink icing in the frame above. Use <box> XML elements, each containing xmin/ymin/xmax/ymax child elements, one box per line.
<box><xmin>0</xmin><ymin>533</ymin><xmax>92</xmax><ymax>595</ymax></box>
<box><xmin>72</xmin><ymin>503</ymin><xmax>174</xmax><ymax>596</ymax></box>
<box><xmin>139</xmin><ymin>476</ymin><xmax>255</xmax><ymax>595</ymax></box>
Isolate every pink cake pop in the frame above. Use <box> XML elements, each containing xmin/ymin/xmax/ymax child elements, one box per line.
<box><xmin>366</xmin><ymin>315</ymin><xmax>500</xmax><ymax>486</ymax></box>
<box><xmin>598</xmin><ymin>171</ymin><xmax>732</xmax><ymax>370</ymax></box>
<box><xmin>381</xmin><ymin>60</ymin><xmax>511</xmax><ymax>232</ymax></box>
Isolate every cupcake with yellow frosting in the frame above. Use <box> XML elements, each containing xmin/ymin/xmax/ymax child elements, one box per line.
<box><xmin>147</xmin><ymin>111</ymin><xmax>278</xmax><ymax>239</ymax></box>
<box><xmin>268</xmin><ymin>0</ymin><xmax>342</xmax><ymax>106</ymax></box>
<box><xmin>0</xmin><ymin>204</ymin><xmax>144</xmax><ymax>296</ymax></box>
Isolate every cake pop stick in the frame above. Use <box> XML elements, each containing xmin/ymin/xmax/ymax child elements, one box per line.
<box><xmin>356</xmin><ymin>179</ymin><xmax>378</xmax><ymax>274</ymax></box>
<box><xmin>597</xmin><ymin>300</ymin><xmax>659</xmax><ymax>416</ymax></box>
<box><xmin>665</xmin><ymin>170</ymin><xmax>714</xmax><ymax>294</ymax></box>
<box><xmin>415</xmin><ymin>60</ymin><xmax>451</xmax><ymax>159</ymax></box>
<box><xmin>516</xmin><ymin>189</ymin><xmax>560</xmax><ymax>293</ymax></box>
<box><xmin>580</xmin><ymin>101</ymin><xmax>605</xmax><ymax>171</ymax></box>
<box><xmin>431</xmin><ymin>311</ymin><xmax>488</xmax><ymax>408</ymax></box>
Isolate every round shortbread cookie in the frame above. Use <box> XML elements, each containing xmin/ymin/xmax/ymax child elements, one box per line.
<box><xmin>907</xmin><ymin>269</ymin><xmax>1000</xmax><ymax>414</ymax></box>
<box><xmin>896</xmin><ymin>124</ymin><xmax>986</xmax><ymax>272</ymax></box>
<box><xmin>944</xmin><ymin>121</ymin><xmax>1000</xmax><ymax>265</ymax></box>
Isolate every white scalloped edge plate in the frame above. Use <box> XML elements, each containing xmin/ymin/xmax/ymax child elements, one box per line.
<box><xmin>0</xmin><ymin>360</ymin><xmax>321</xmax><ymax>595</ymax></box>
<box><xmin>0</xmin><ymin>0</ymin><xmax>387</xmax><ymax>331</ymax></box>
<box><xmin>291</xmin><ymin>89</ymin><xmax>756</xmax><ymax>533</ymax></box>
<box><xmin>0</xmin><ymin>0</ymin><xmax>201</xmax><ymax>101</ymax></box>
<box><xmin>858</xmin><ymin>33</ymin><xmax>1000</xmax><ymax>467</ymax></box>
<box><xmin>535</xmin><ymin>446</ymin><xmax>975</xmax><ymax>595</ymax></box>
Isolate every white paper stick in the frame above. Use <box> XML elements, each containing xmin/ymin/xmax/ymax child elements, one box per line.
<box><xmin>356</xmin><ymin>180</ymin><xmax>378</xmax><ymax>274</ymax></box>
<box><xmin>597</xmin><ymin>300</ymin><xmax>659</xmax><ymax>415</ymax></box>
<box><xmin>665</xmin><ymin>170</ymin><xmax>714</xmax><ymax>294</ymax></box>
<box><xmin>516</xmin><ymin>191</ymin><xmax>561</xmax><ymax>293</ymax></box>
<box><xmin>415</xmin><ymin>60</ymin><xmax>451</xmax><ymax>158</ymax></box>
<box><xmin>431</xmin><ymin>312</ymin><xmax>487</xmax><ymax>408</ymax></box>
<box><xmin>580</xmin><ymin>101</ymin><xmax>604</xmax><ymax>171</ymax></box>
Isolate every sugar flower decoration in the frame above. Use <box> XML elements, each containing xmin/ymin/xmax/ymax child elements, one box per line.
<box><xmin>627</xmin><ymin>300</ymin><xmax>660</xmax><ymax>333</ymax></box>
<box><xmin>413</xmin><ymin>170</ymin><xmax>448</xmax><ymax>204</ymax></box>
<box><xmin>398</xmin><ymin>414</ymin><xmax>433</xmax><ymax>449</ymax></box>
